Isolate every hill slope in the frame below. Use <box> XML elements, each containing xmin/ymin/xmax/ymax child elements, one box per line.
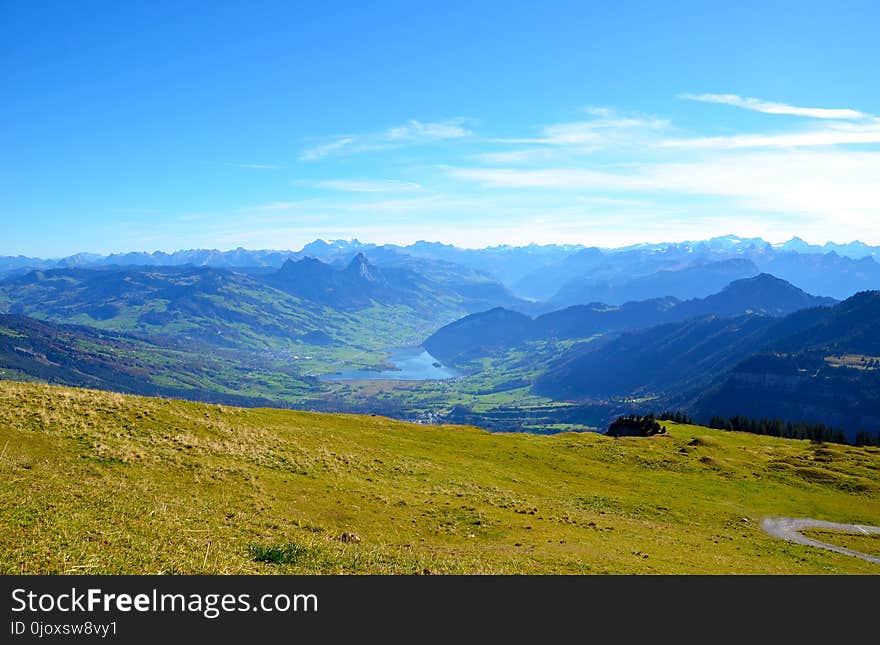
<box><xmin>533</xmin><ymin>314</ymin><xmax>777</xmax><ymax>399</ymax></box>
<box><xmin>549</xmin><ymin>258</ymin><xmax>761</xmax><ymax>307</ymax></box>
<box><xmin>1</xmin><ymin>381</ymin><xmax>878</xmax><ymax>574</ymax></box>
<box><xmin>534</xmin><ymin>291</ymin><xmax>880</xmax><ymax>440</ymax></box>
<box><xmin>422</xmin><ymin>307</ymin><xmax>535</xmax><ymax>364</ymax></box>
<box><xmin>0</xmin><ymin>265</ymin><xmax>342</xmax><ymax>351</ymax></box>
<box><xmin>693</xmin><ymin>291</ymin><xmax>880</xmax><ymax>437</ymax></box>
<box><xmin>0</xmin><ymin>314</ymin><xmax>315</xmax><ymax>406</ymax></box>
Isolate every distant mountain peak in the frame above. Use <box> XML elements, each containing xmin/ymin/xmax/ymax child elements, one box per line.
<box><xmin>726</xmin><ymin>272</ymin><xmax>791</xmax><ymax>288</ymax></box>
<box><xmin>345</xmin><ymin>253</ymin><xmax>383</xmax><ymax>282</ymax></box>
<box><xmin>719</xmin><ymin>273</ymin><xmax>807</xmax><ymax>299</ymax></box>
<box><xmin>301</xmin><ymin>238</ymin><xmax>330</xmax><ymax>250</ymax></box>
<box><xmin>703</xmin><ymin>273</ymin><xmax>836</xmax><ymax>316</ymax></box>
<box><xmin>280</xmin><ymin>256</ymin><xmax>326</xmax><ymax>271</ymax></box>
<box><xmin>276</xmin><ymin>257</ymin><xmax>337</xmax><ymax>287</ymax></box>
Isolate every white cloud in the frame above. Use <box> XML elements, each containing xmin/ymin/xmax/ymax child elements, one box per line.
<box><xmin>646</xmin><ymin>151</ymin><xmax>880</xmax><ymax>217</ymax></box>
<box><xmin>448</xmin><ymin>167</ymin><xmax>652</xmax><ymax>190</ymax></box>
<box><xmin>658</xmin><ymin>125</ymin><xmax>880</xmax><ymax>149</ymax></box>
<box><xmin>473</xmin><ymin>149</ymin><xmax>557</xmax><ymax>164</ymax></box>
<box><xmin>575</xmin><ymin>196</ymin><xmax>655</xmax><ymax>208</ymax></box>
<box><xmin>449</xmin><ymin>149</ymin><xmax>880</xmax><ymax>228</ymax></box>
<box><xmin>300</xmin><ymin>119</ymin><xmax>470</xmax><ymax>161</ymax></box>
<box><xmin>534</xmin><ymin>122</ymin><xmax>605</xmax><ymax>145</ymax></box>
<box><xmin>661</xmin><ymin>95</ymin><xmax>880</xmax><ymax>149</ymax></box>
<box><xmin>680</xmin><ymin>93</ymin><xmax>870</xmax><ymax>120</ymax></box>
<box><xmin>272</xmin><ymin>97</ymin><xmax>880</xmax><ymax>247</ymax></box>
<box><xmin>315</xmin><ymin>179</ymin><xmax>422</xmax><ymax>193</ymax></box>
<box><xmin>347</xmin><ymin>196</ymin><xmax>451</xmax><ymax>214</ymax></box>
<box><xmin>387</xmin><ymin>119</ymin><xmax>471</xmax><ymax>141</ymax></box>
<box><xmin>298</xmin><ymin>137</ymin><xmax>356</xmax><ymax>161</ymax></box>
<box><xmin>495</xmin><ymin>109</ymin><xmax>668</xmax><ymax>148</ymax></box>
<box><xmin>474</xmin><ymin>150</ymin><xmax>531</xmax><ymax>163</ymax></box>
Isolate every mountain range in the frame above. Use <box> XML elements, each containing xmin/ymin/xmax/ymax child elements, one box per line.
<box><xmin>424</xmin><ymin>273</ymin><xmax>835</xmax><ymax>366</ymax></box>
<box><xmin>423</xmin><ymin>271</ymin><xmax>878</xmax><ymax>440</ymax></box>
<box><xmin>514</xmin><ymin>239</ymin><xmax>880</xmax><ymax>303</ymax></box>
<box><xmin>0</xmin><ymin>236</ymin><xmax>878</xmax><ymax>441</ymax></box>
<box><xmin>4</xmin><ymin>235</ymin><xmax>880</xmax><ymax>304</ymax></box>
<box><xmin>0</xmin><ymin>254</ymin><xmax>521</xmax><ymax>355</ymax></box>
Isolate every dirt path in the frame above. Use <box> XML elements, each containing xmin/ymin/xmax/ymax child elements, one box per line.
<box><xmin>761</xmin><ymin>517</ymin><xmax>880</xmax><ymax>565</ymax></box>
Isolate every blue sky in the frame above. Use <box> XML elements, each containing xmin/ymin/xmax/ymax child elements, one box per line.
<box><xmin>3</xmin><ymin>0</ymin><xmax>880</xmax><ymax>256</ymax></box>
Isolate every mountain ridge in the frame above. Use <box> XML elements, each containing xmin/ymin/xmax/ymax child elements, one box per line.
<box><xmin>424</xmin><ymin>273</ymin><xmax>835</xmax><ymax>366</ymax></box>
<box><xmin>5</xmin><ymin>235</ymin><xmax>879</xmax><ymax>303</ymax></box>
<box><xmin>534</xmin><ymin>289</ymin><xmax>880</xmax><ymax>440</ymax></box>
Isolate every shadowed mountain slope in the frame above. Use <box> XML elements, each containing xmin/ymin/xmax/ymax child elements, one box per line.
<box><xmin>424</xmin><ymin>274</ymin><xmax>834</xmax><ymax>366</ymax></box>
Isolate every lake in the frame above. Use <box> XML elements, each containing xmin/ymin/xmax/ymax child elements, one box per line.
<box><xmin>323</xmin><ymin>347</ymin><xmax>459</xmax><ymax>381</ymax></box>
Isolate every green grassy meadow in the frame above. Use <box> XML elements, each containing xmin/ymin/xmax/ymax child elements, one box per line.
<box><xmin>1</xmin><ymin>381</ymin><xmax>878</xmax><ymax>574</ymax></box>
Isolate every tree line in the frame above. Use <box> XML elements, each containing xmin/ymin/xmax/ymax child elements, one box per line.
<box><xmin>621</xmin><ymin>409</ymin><xmax>880</xmax><ymax>447</ymax></box>
<box><xmin>657</xmin><ymin>410</ymin><xmax>694</xmax><ymax>424</ymax></box>
<box><xmin>706</xmin><ymin>414</ymin><xmax>880</xmax><ymax>447</ymax></box>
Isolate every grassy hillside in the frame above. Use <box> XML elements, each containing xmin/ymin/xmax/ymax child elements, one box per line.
<box><xmin>0</xmin><ymin>262</ymin><xmax>519</xmax><ymax>364</ymax></box>
<box><xmin>0</xmin><ymin>314</ymin><xmax>317</xmax><ymax>405</ymax></box>
<box><xmin>0</xmin><ymin>381</ymin><xmax>878</xmax><ymax>574</ymax></box>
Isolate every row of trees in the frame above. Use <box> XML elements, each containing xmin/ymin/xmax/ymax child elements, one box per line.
<box><xmin>854</xmin><ymin>430</ymin><xmax>880</xmax><ymax>447</ymax></box>
<box><xmin>705</xmin><ymin>414</ymin><xmax>880</xmax><ymax>446</ymax></box>
<box><xmin>628</xmin><ymin>409</ymin><xmax>880</xmax><ymax>447</ymax></box>
<box><xmin>657</xmin><ymin>410</ymin><xmax>694</xmax><ymax>424</ymax></box>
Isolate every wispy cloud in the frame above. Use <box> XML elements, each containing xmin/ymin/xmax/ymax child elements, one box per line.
<box><xmin>248</xmin><ymin>95</ymin><xmax>880</xmax><ymax>248</ymax></box>
<box><xmin>679</xmin><ymin>93</ymin><xmax>870</xmax><ymax>120</ymax></box>
<box><xmin>299</xmin><ymin>119</ymin><xmax>471</xmax><ymax>161</ymax></box>
<box><xmin>662</xmin><ymin>96</ymin><xmax>880</xmax><ymax>149</ymax></box>
<box><xmin>473</xmin><ymin>149</ymin><xmax>546</xmax><ymax>164</ymax></box>
<box><xmin>387</xmin><ymin>119</ymin><xmax>471</xmax><ymax>141</ymax></box>
<box><xmin>497</xmin><ymin>108</ymin><xmax>668</xmax><ymax>146</ymax></box>
<box><xmin>647</xmin><ymin>151</ymin><xmax>880</xmax><ymax>218</ymax></box>
<box><xmin>575</xmin><ymin>195</ymin><xmax>655</xmax><ymax>208</ymax></box>
<box><xmin>658</xmin><ymin>125</ymin><xmax>880</xmax><ymax>149</ymax></box>
<box><xmin>449</xmin><ymin>149</ymin><xmax>880</xmax><ymax>226</ymax></box>
<box><xmin>315</xmin><ymin>179</ymin><xmax>422</xmax><ymax>193</ymax></box>
<box><xmin>449</xmin><ymin>167</ymin><xmax>649</xmax><ymax>190</ymax></box>
<box><xmin>298</xmin><ymin>137</ymin><xmax>356</xmax><ymax>161</ymax></box>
